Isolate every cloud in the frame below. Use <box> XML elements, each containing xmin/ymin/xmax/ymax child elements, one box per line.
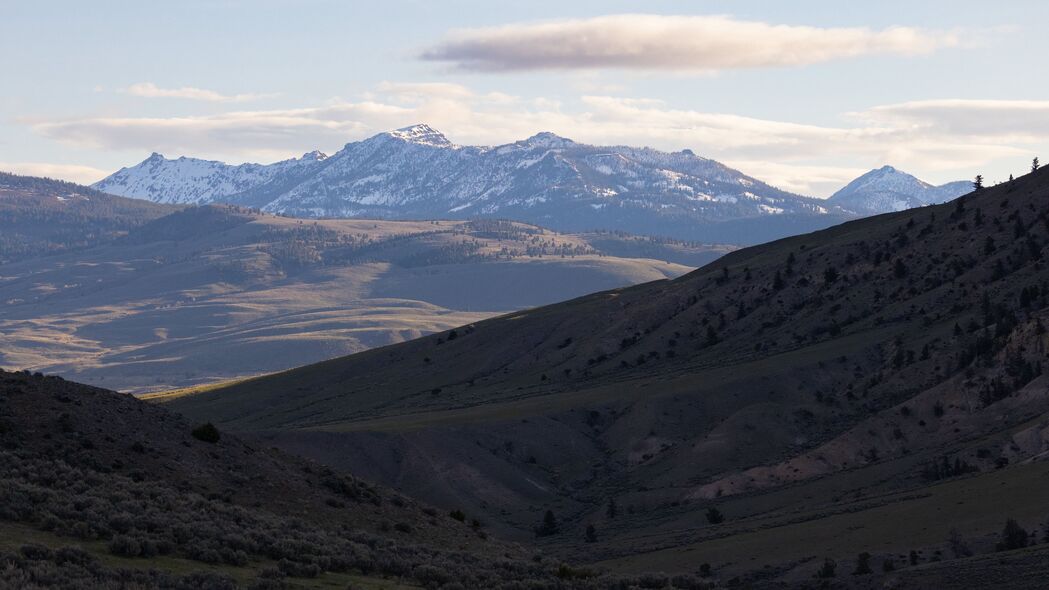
<box><xmin>27</xmin><ymin>84</ymin><xmax>1047</xmax><ymax>196</ymax></box>
<box><xmin>420</xmin><ymin>15</ymin><xmax>960</xmax><ymax>72</ymax></box>
<box><xmin>0</xmin><ymin>162</ymin><xmax>109</xmax><ymax>185</ymax></box>
<box><xmin>722</xmin><ymin>161</ymin><xmax>868</xmax><ymax>197</ymax></box>
<box><xmin>857</xmin><ymin>99</ymin><xmax>1049</xmax><ymax>140</ymax></box>
<box><xmin>123</xmin><ymin>82</ymin><xmax>272</xmax><ymax>103</ymax></box>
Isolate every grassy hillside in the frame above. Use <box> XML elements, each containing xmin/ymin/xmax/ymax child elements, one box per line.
<box><xmin>0</xmin><ymin>204</ymin><xmax>732</xmax><ymax>392</ymax></box>
<box><xmin>165</xmin><ymin>166</ymin><xmax>1049</xmax><ymax>585</ymax></box>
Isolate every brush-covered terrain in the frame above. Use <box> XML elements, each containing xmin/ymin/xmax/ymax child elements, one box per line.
<box><xmin>1</xmin><ymin>176</ymin><xmax>732</xmax><ymax>392</ymax></box>
<box><xmin>0</xmin><ymin>369</ymin><xmax>741</xmax><ymax>589</ymax></box>
<box><xmin>165</xmin><ymin>167</ymin><xmax>1049</xmax><ymax>586</ymax></box>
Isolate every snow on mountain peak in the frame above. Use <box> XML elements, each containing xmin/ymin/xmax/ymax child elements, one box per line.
<box><xmin>385</xmin><ymin>124</ymin><xmax>452</xmax><ymax>147</ymax></box>
<box><xmin>93</xmin><ymin>125</ymin><xmax>855</xmax><ymax>242</ymax></box>
<box><xmin>829</xmin><ymin>165</ymin><xmax>968</xmax><ymax>215</ymax></box>
<box><xmin>522</xmin><ymin>132</ymin><xmax>576</xmax><ymax>149</ymax></box>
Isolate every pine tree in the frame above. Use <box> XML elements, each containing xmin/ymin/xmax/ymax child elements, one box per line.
<box><xmin>973</xmin><ymin>175</ymin><xmax>984</xmax><ymax>190</ymax></box>
<box><xmin>1034</xmin><ymin>157</ymin><xmax>1041</xmax><ymax>172</ymax></box>
<box><xmin>997</xmin><ymin>518</ymin><xmax>1028</xmax><ymax>551</ymax></box>
<box><xmin>585</xmin><ymin>524</ymin><xmax>598</xmax><ymax>543</ymax></box>
<box><xmin>536</xmin><ymin>510</ymin><xmax>559</xmax><ymax>537</ymax></box>
<box><xmin>853</xmin><ymin>552</ymin><xmax>873</xmax><ymax>575</ymax></box>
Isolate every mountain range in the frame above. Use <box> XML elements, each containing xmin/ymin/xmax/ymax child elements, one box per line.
<box><xmin>94</xmin><ymin>125</ymin><xmax>862</xmax><ymax>244</ymax></box>
<box><xmin>92</xmin><ymin>125</ymin><xmax>970</xmax><ymax>245</ymax></box>
<box><xmin>164</xmin><ymin>166</ymin><xmax>1049</xmax><ymax>586</ymax></box>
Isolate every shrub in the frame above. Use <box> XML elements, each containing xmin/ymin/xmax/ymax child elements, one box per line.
<box><xmin>585</xmin><ymin>524</ymin><xmax>598</xmax><ymax>543</ymax></box>
<box><xmin>19</xmin><ymin>544</ymin><xmax>52</xmax><ymax>561</ymax></box>
<box><xmin>108</xmin><ymin>534</ymin><xmax>142</xmax><ymax>557</ymax></box>
<box><xmin>705</xmin><ymin>507</ymin><xmax>724</xmax><ymax>524</ymax></box>
<box><xmin>277</xmin><ymin>558</ymin><xmax>321</xmax><ymax>578</ymax></box>
<box><xmin>949</xmin><ymin>528</ymin><xmax>972</xmax><ymax>558</ymax></box>
<box><xmin>449</xmin><ymin>509</ymin><xmax>466</xmax><ymax>522</ymax></box>
<box><xmin>852</xmin><ymin>552</ymin><xmax>872</xmax><ymax>575</ymax></box>
<box><xmin>191</xmin><ymin>423</ymin><xmax>221</xmax><ymax>443</ymax></box>
<box><xmin>997</xmin><ymin>519</ymin><xmax>1029</xmax><ymax>551</ymax></box>
<box><xmin>817</xmin><ymin>558</ymin><xmax>836</xmax><ymax>578</ymax></box>
<box><xmin>536</xmin><ymin>510</ymin><xmax>559</xmax><ymax>537</ymax></box>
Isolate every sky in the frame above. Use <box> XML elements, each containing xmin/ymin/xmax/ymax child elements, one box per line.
<box><xmin>2</xmin><ymin>0</ymin><xmax>1048</xmax><ymax>197</ymax></box>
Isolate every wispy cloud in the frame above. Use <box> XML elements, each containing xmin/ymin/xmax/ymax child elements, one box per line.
<box><xmin>27</xmin><ymin>86</ymin><xmax>1044</xmax><ymax>196</ymax></box>
<box><xmin>420</xmin><ymin>15</ymin><xmax>960</xmax><ymax>72</ymax></box>
<box><xmin>0</xmin><ymin>162</ymin><xmax>109</xmax><ymax>185</ymax></box>
<box><xmin>123</xmin><ymin>82</ymin><xmax>273</xmax><ymax>103</ymax></box>
<box><xmin>856</xmin><ymin>99</ymin><xmax>1049</xmax><ymax>140</ymax></box>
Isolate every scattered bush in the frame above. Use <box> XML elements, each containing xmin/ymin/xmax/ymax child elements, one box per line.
<box><xmin>852</xmin><ymin>552</ymin><xmax>872</xmax><ymax>575</ymax></box>
<box><xmin>191</xmin><ymin>423</ymin><xmax>220</xmax><ymax>443</ymax></box>
<box><xmin>997</xmin><ymin>518</ymin><xmax>1029</xmax><ymax>552</ymax></box>
<box><xmin>535</xmin><ymin>510</ymin><xmax>559</xmax><ymax>537</ymax></box>
<box><xmin>817</xmin><ymin>558</ymin><xmax>836</xmax><ymax>578</ymax></box>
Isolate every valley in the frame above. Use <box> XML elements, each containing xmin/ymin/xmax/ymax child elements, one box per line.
<box><xmin>4</xmin><ymin>4</ymin><xmax>1046</xmax><ymax>589</ymax></box>
<box><xmin>0</xmin><ymin>184</ymin><xmax>728</xmax><ymax>392</ymax></box>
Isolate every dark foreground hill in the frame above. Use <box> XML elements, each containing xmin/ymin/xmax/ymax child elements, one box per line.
<box><xmin>165</xmin><ymin>166</ymin><xmax>1049</xmax><ymax>585</ymax></box>
<box><xmin>1</xmin><ymin>369</ymin><xmax>748</xmax><ymax>589</ymax></box>
<box><xmin>0</xmin><ymin>171</ymin><xmax>176</xmax><ymax>264</ymax></box>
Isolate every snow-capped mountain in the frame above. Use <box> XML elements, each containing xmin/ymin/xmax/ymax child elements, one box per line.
<box><xmin>828</xmin><ymin>166</ymin><xmax>970</xmax><ymax>215</ymax></box>
<box><xmin>94</xmin><ymin>150</ymin><xmax>329</xmax><ymax>205</ymax></box>
<box><xmin>93</xmin><ymin>124</ymin><xmax>853</xmax><ymax>243</ymax></box>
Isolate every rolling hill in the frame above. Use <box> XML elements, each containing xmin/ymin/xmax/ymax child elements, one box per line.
<box><xmin>0</xmin><ymin>197</ymin><xmax>730</xmax><ymax>392</ymax></box>
<box><xmin>0</xmin><ymin>171</ymin><xmax>177</xmax><ymax>263</ymax></box>
<box><xmin>93</xmin><ymin>125</ymin><xmax>854</xmax><ymax>244</ymax></box>
<box><xmin>163</xmin><ymin>166</ymin><xmax>1049</xmax><ymax>585</ymax></box>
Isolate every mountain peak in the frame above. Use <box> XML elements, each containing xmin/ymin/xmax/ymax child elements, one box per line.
<box><xmin>523</xmin><ymin>131</ymin><xmax>575</xmax><ymax>148</ymax></box>
<box><xmin>829</xmin><ymin>165</ymin><xmax>967</xmax><ymax>214</ymax></box>
<box><xmin>384</xmin><ymin>124</ymin><xmax>452</xmax><ymax>147</ymax></box>
<box><xmin>301</xmin><ymin>150</ymin><xmax>328</xmax><ymax>161</ymax></box>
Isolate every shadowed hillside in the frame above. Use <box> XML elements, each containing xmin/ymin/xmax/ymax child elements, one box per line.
<box><xmin>1</xmin><ymin>369</ymin><xmax>746</xmax><ymax>589</ymax></box>
<box><xmin>165</xmin><ymin>166</ymin><xmax>1049</xmax><ymax>584</ymax></box>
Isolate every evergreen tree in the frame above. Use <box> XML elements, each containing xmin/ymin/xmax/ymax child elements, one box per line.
<box><xmin>1033</xmin><ymin>157</ymin><xmax>1040</xmax><ymax>172</ymax></box>
<box><xmin>973</xmin><ymin>175</ymin><xmax>984</xmax><ymax>190</ymax></box>
<box><xmin>852</xmin><ymin>552</ymin><xmax>872</xmax><ymax>575</ymax></box>
<box><xmin>585</xmin><ymin>524</ymin><xmax>598</xmax><ymax>543</ymax></box>
<box><xmin>536</xmin><ymin>510</ymin><xmax>559</xmax><ymax>537</ymax></box>
<box><xmin>997</xmin><ymin>518</ymin><xmax>1028</xmax><ymax>551</ymax></box>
